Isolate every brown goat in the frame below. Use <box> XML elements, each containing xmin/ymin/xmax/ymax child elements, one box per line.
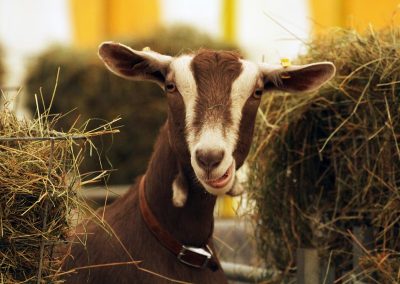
<box><xmin>62</xmin><ymin>43</ymin><xmax>335</xmax><ymax>283</ymax></box>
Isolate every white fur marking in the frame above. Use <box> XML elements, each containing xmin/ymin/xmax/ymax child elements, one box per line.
<box><xmin>172</xmin><ymin>179</ymin><xmax>188</xmax><ymax>207</ymax></box>
<box><xmin>169</xmin><ymin>56</ymin><xmax>199</xmax><ymax>152</ymax></box>
<box><xmin>229</xmin><ymin>60</ymin><xmax>260</xmax><ymax>142</ymax></box>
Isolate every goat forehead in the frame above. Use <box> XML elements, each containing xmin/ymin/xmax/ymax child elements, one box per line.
<box><xmin>189</xmin><ymin>52</ymin><xmax>242</xmax><ymax>133</ymax></box>
<box><xmin>191</xmin><ymin>51</ymin><xmax>243</xmax><ymax>97</ymax></box>
<box><xmin>170</xmin><ymin>51</ymin><xmax>246</xmax><ymax>98</ymax></box>
<box><xmin>169</xmin><ymin>54</ymin><xmax>259</xmax><ymax>149</ymax></box>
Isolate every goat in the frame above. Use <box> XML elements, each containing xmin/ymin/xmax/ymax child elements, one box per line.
<box><xmin>62</xmin><ymin>43</ymin><xmax>335</xmax><ymax>284</ymax></box>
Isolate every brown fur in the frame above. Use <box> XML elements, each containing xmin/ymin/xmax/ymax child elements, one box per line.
<box><xmin>191</xmin><ymin>50</ymin><xmax>242</xmax><ymax>135</ymax></box>
<box><xmin>233</xmin><ymin>96</ymin><xmax>261</xmax><ymax>168</ymax></box>
<box><xmin>62</xmin><ymin>126</ymin><xmax>227</xmax><ymax>283</ymax></box>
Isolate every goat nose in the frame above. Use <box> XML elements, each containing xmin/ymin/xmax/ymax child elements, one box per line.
<box><xmin>195</xmin><ymin>149</ymin><xmax>225</xmax><ymax>171</ymax></box>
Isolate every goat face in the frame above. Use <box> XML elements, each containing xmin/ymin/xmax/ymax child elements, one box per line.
<box><xmin>98</xmin><ymin>43</ymin><xmax>335</xmax><ymax>196</ymax></box>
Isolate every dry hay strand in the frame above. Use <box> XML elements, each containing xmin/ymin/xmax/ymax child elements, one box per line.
<box><xmin>0</xmin><ymin>94</ymin><xmax>118</xmax><ymax>283</ymax></box>
<box><xmin>248</xmin><ymin>26</ymin><xmax>400</xmax><ymax>282</ymax></box>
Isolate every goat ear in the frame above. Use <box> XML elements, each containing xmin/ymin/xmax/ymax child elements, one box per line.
<box><xmin>259</xmin><ymin>62</ymin><xmax>335</xmax><ymax>93</ymax></box>
<box><xmin>98</xmin><ymin>42</ymin><xmax>172</xmax><ymax>86</ymax></box>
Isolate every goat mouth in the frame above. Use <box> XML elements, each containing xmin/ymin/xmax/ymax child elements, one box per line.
<box><xmin>205</xmin><ymin>163</ymin><xmax>234</xmax><ymax>189</ymax></box>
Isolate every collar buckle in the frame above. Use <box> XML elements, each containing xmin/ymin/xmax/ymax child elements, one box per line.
<box><xmin>177</xmin><ymin>245</ymin><xmax>212</xmax><ymax>269</ymax></box>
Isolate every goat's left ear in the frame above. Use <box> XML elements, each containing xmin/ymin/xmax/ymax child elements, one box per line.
<box><xmin>259</xmin><ymin>62</ymin><xmax>335</xmax><ymax>92</ymax></box>
<box><xmin>98</xmin><ymin>42</ymin><xmax>172</xmax><ymax>87</ymax></box>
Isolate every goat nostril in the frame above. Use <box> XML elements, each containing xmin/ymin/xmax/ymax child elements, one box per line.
<box><xmin>210</xmin><ymin>151</ymin><xmax>224</xmax><ymax>168</ymax></box>
<box><xmin>195</xmin><ymin>149</ymin><xmax>225</xmax><ymax>171</ymax></box>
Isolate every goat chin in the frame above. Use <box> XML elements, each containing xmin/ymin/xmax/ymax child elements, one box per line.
<box><xmin>172</xmin><ymin>173</ymin><xmax>244</xmax><ymax>208</ymax></box>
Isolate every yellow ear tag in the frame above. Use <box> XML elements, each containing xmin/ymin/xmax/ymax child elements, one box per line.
<box><xmin>280</xmin><ymin>58</ymin><xmax>291</xmax><ymax>68</ymax></box>
<box><xmin>142</xmin><ymin>46</ymin><xmax>151</xmax><ymax>51</ymax></box>
<box><xmin>280</xmin><ymin>58</ymin><xmax>291</xmax><ymax>79</ymax></box>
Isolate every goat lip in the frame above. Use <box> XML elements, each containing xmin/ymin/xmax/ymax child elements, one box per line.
<box><xmin>206</xmin><ymin>163</ymin><xmax>234</xmax><ymax>189</ymax></box>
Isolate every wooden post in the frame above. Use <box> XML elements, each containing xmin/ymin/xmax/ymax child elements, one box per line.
<box><xmin>297</xmin><ymin>248</ymin><xmax>335</xmax><ymax>284</ymax></box>
<box><xmin>297</xmin><ymin>248</ymin><xmax>320</xmax><ymax>284</ymax></box>
<box><xmin>222</xmin><ymin>0</ymin><xmax>236</xmax><ymax>43</ymax></box>
<box><xmin>352</xmin><ymin>226</ymin><xmax>374</xmax><ymax>277</ymax></box>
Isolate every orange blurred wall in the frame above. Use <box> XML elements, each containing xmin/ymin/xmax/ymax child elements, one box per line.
<box><xmin>70</xmin><ymin>0</ymin><xmax>160</xmax><ymax>48</ymax></box>
<box><xmin>309</xmin><ymin>0</ymin><xmax>400</xmax><ymax>34</ymax></box>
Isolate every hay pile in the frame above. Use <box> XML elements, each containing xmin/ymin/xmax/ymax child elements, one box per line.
<box><xmin>0</xmin><ymin>97</ymin><xmax>117</xmax><ymax>283</ymax></box>
<box><xmin>248</xmin><ymin>27</ymin><xmax>400</xmax><ymax>282</ymax></box>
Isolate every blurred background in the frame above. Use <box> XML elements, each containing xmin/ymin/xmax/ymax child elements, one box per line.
<box><xmin>1</xmin><ymin>0</ymin><xmax>399</xmax><ymax>87</ymax></box>
<box><xmin>1</xmin><ymin>1</ymin><xmax>400</xmax><ymax>280</ymax></box>
<box><xmin>1</xmin><ymin>0</ymin><xmax>399</xmax><ymax>186</ymax></box>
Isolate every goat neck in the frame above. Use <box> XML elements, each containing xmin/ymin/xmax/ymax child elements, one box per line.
<box><xmin>143</xmin><ymin>124</ymin><xmax>216</xmax><ymax>247</ymax></box>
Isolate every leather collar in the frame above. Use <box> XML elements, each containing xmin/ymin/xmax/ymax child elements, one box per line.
<box><xmin>139</xmin><ymin>176</ymin><xmax>219</xmax><ymax>271</ymax></box>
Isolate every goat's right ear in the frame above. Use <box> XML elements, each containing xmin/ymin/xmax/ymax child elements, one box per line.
<box><xmin>98</xmin><ymin>42</ymin><xmax>172</xmax><ymax>87</ymax></box>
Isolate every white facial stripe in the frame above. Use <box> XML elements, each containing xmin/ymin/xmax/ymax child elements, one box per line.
<box><xmin>169</xmin><ymin>55</ymin><xmax>199</xmax><ymax>152</ymax></box>
<box><xmin>196</xmin><ymin>128</ymin><xmax>226</xmax><ymax>150</ymax></box>
<box><xmin>228</xmin><ymin>60</ymin><xmax>260</xmax><ymax>148</ymax></box>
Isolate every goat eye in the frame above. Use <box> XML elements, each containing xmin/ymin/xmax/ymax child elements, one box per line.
<box><xmin>253</xmin><ymin>88</ymin><xmax>263</xmax><ymax>99</ymax></box>
<box><xmin>166</xmin><ymin>82</ymin><xmax>176</xmax><ymax>92</ymax></box>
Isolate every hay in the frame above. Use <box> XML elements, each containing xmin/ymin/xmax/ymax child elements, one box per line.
<box><xmin>248</xmin><ymin>27</ymin><xmax>400</xmax><ymax>282</ymax></box>
<box><xmin>0</xmin><ymin>93</ymin><xmax>118</xmax><ymax>283</ymax></box>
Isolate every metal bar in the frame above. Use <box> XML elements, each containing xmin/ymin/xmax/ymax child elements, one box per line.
<box><xmin>0</xmin><ymin>86</ymin><xmax>21</xmax><ymax>92</ymax></box>
<box><xmin>0</xmin><ymin>135</ymin><xmax>88</xmax><ymax>141</ymax></box>
<box><xmin>220</xmin><ymin>261</ymin><xmax>275</xmax><ymax>282</ymax></box>
<box><xmin>0</xmin><ymin>129</ymin><xmax>118</xmax><ymax>142</ymax></box>
<box><xmin>81</xmin><ymin>185</ymin><xmax>129</xmax><ymax>206</ymax></box>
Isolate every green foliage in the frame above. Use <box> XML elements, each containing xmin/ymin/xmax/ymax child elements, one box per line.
<box><xmin>25</xmin><ymin>26</ymin><xmax>239</xmax><ymax>185</ymax></box>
